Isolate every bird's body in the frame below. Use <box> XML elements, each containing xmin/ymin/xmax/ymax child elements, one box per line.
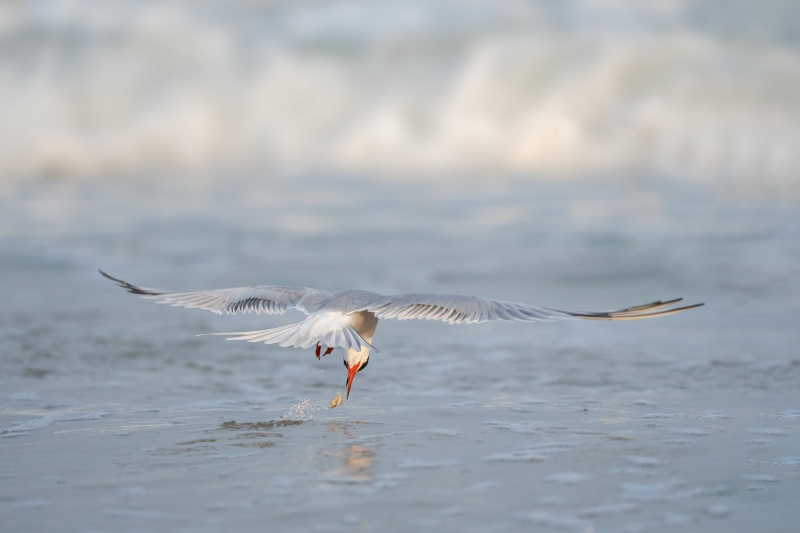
<box><xmin>100</xmin><ymin>270</ymin><xmax>703</xmax><ymax>398</ymax></box>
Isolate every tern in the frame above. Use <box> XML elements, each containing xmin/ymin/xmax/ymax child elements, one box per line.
<box><xmin>100</xmin><ymin>270</ymin><xmax>703</xmax><ymax>399</ymax></box>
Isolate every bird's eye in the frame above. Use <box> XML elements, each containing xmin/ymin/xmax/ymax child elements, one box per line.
<box><xmin>358</xmin><ymin>359</ymin><xmax>369</xmax><ymax>372</ymax></box>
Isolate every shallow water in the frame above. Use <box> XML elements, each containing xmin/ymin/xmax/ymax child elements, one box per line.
<box><xmin>2</xmin><ymin>176</ymin><xmax>799</xmax><ymax>532</ymax></box>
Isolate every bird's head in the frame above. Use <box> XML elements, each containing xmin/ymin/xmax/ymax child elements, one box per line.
<box><xmin>343</xmin><ymin>349</ymin><xmax>370</xmax><ymax>399</ymax></box>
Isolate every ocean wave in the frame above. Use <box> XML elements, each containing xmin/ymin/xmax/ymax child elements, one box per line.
<box><xmin>1</xmin><ymin>0</ymin><xmax>798</xmax><ymax>188</ymax></box>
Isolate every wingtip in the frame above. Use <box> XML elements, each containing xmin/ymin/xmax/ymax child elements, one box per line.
<box><xmin>98</xmin><ymin>269</ymin><xmax>168</xmax><ymax>296</ymax></box>
<box><xmin>684</xmin><ymin>302</ymin><xmax>705</xmax><ymax>310</ymax></box>
<box><xmin>98</xmin><ymin>269</ymin><xmax>124</xmax><ymax>286</ymax></box>
<box><xmin>572</xmin><ymin>298</ymin><xmax>705</xmax><ymax>321</ymax></box>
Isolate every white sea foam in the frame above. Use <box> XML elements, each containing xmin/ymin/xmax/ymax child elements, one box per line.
<box><xmin>1</xmin><ymin>1</ymin><xmax>798</xmax><ymax>190</ymax></box>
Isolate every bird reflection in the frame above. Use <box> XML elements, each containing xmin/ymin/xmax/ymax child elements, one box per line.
<box><xmin>323</xmin><ymin>422</ymin><xmax>375</xmax><ymax>482</ymax></box>
<box><xmin>342</xmin><ymin>444</ymin><xmax>374</xmax><ymax>481</ymax></box>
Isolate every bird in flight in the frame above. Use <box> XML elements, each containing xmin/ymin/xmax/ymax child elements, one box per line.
<box><xmin>100</xmin><ymin>270</ymin><xmax>703</xmax><ymax>399</ymax></box>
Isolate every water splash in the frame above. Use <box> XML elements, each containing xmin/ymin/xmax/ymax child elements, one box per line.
<box><xmin>279</xmin><ymin>398</ymin><xmax>321</xmax><ymax>423</ymax></box>
<box><xmin>217</xmin><ymin>399</ymin><xmax>322</xmax><ymax>432</ymax></box>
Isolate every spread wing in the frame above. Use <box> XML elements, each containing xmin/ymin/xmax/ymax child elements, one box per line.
<box><xmin>367</xmin><ymin>294</ymin><xmax>703</xmax><ymax>324</ymax></box>
<box><xmin>99</xmin><ymin>270</ymin><xmax>324</xmax><ymax>316</ymax></box>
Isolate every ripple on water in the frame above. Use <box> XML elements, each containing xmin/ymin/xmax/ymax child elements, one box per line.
<box><xmin>577</xmin><ymin>502</ymin><xmax>637</xmax><ymax>517</ymax></box>
<box><xmin>425</xmin><ymin>428</ymin><xmax>462</xmax><ymax>437</ymax></box>
<box><xmin>707</xmin><ymin>504</ymin><xmax>731</xmax><ymax>517</ymax></box>
<box><xmin>619</xmin><ymin>480</ymin><xmax>700</xmax><ymax>502</ymax></box>
<box><xmin>664</xmin><ymin>427</ymin><xmax>710</xmax><ymax>435</ymax></box>
<box><xmin>746</xmin><ymin>428</ymin><xmax>790</xmax><ymax>435</ymax></box>
<box><xmin>217</xmin><ymin>399</ymin><xmax>319</xmax><ymax>430</ymax></box>
<box><xmin>397</xmin><ymin>458</ymin><xmax>463</xmax><ymax>469</ymax></box>
<box><xmin>740</xmin><ymin>474</ymin><xmax>781</xmax><ymax>482</ymax></box>
<box><xmin>219</xmin><ymin>420</ymin><xmax>302</xmax><ymax>431</ymax></box>
<box><xmin>664</xmin><ymin>438</ymin><xmax>696</xmax><ymax>445</ymax></box>
<box><xmin>545</xmin><ymin>472</ymin><xmax>592</xmax><ymax>484</ymax></box>
<box><xmin>483</xmin><ymin>449</ymin><xmax>548</xmax><ymax>463</ymax></box>
<box><xmin>484</xmin><ymin>421</ymin><xmax>542</xmax><ymax>434</ymax></box>
<box><xmin>633</xmin><ymin>399</ymin><xmax>659</xmax><ymax>406</ymax></box>
<box><xmin>520</xmin><ymin>511</ymin><xmax>591</xmax><ymax>530</ymax></box>
<box><xmin>6</xmin><ymin>391</ymin><xmax>40</xmax><ymax>404</ymax></box>
<box><xmin>642</xmin><ymin>413</ymin><xmax>688</xmax><ymax>419</ymax></box>
<box><xmin>623</xmin><ymin>456</ymin><xmax>665</xmax><ymax>467</ymax></box>
<box><xmin>1</xmin><ymin>412</ymin><xmax>112</xmax><ymax>438</ymax></box>
<box><xmin>484</xmin><ymin>441</ymin><xmax>577</xmax><ymax>463</ymax></box>
<box><xmin>772</xmin><ymin>456</ymin><xmax>800</xmax><ymax>466</ymax></box>
<box><xmin>214</xmin><ymin>399</ymin><xmax>318</xmax><ymax>449</ymax></box>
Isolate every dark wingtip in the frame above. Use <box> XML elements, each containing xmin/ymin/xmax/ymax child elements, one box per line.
<box><xmin>99</xmin><ymin>269</ymin><xmax>160</xmax><ymax>295</ymax></box>
<box><xmin>99</xmin><ymin>268</ymin><xmax>123</xmax><ymax>285</ymax></box>
<box><xmin>683</xmin><ymin>302</ymin><xmax>705</xmax><ymax>310</ymax></box>
<box><xmin>571</xmin><ymin>298</ymin><xmax>706</xmax><ymax>321</ymax></box>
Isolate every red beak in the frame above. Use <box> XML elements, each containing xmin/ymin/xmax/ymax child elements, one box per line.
<box><xmin>345</xmin><ymin>362</ymin><xmax>361</xmax><ymax>399</ymax></box>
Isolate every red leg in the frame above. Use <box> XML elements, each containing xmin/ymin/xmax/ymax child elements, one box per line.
<box><xmin>315</xmin><ymin>342</ymin><xmax>322</xmax><ymax>360</ymax></box>
<box><xmin>323</xmin><ymin>347</ymin><xmax>333</xmax><ymax>357</ymax></box>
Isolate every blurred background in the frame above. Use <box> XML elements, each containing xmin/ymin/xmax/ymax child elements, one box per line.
<box><xmin>1</xmin><ymin>0</ymin><xmax>799</xmax><ymax>190</ymax></box>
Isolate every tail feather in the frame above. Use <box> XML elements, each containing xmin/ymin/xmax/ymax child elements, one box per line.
<box><xmin>199</xmin><ymin>322</ymin><xmax>381</xmax><ymax>354</ymax></box>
